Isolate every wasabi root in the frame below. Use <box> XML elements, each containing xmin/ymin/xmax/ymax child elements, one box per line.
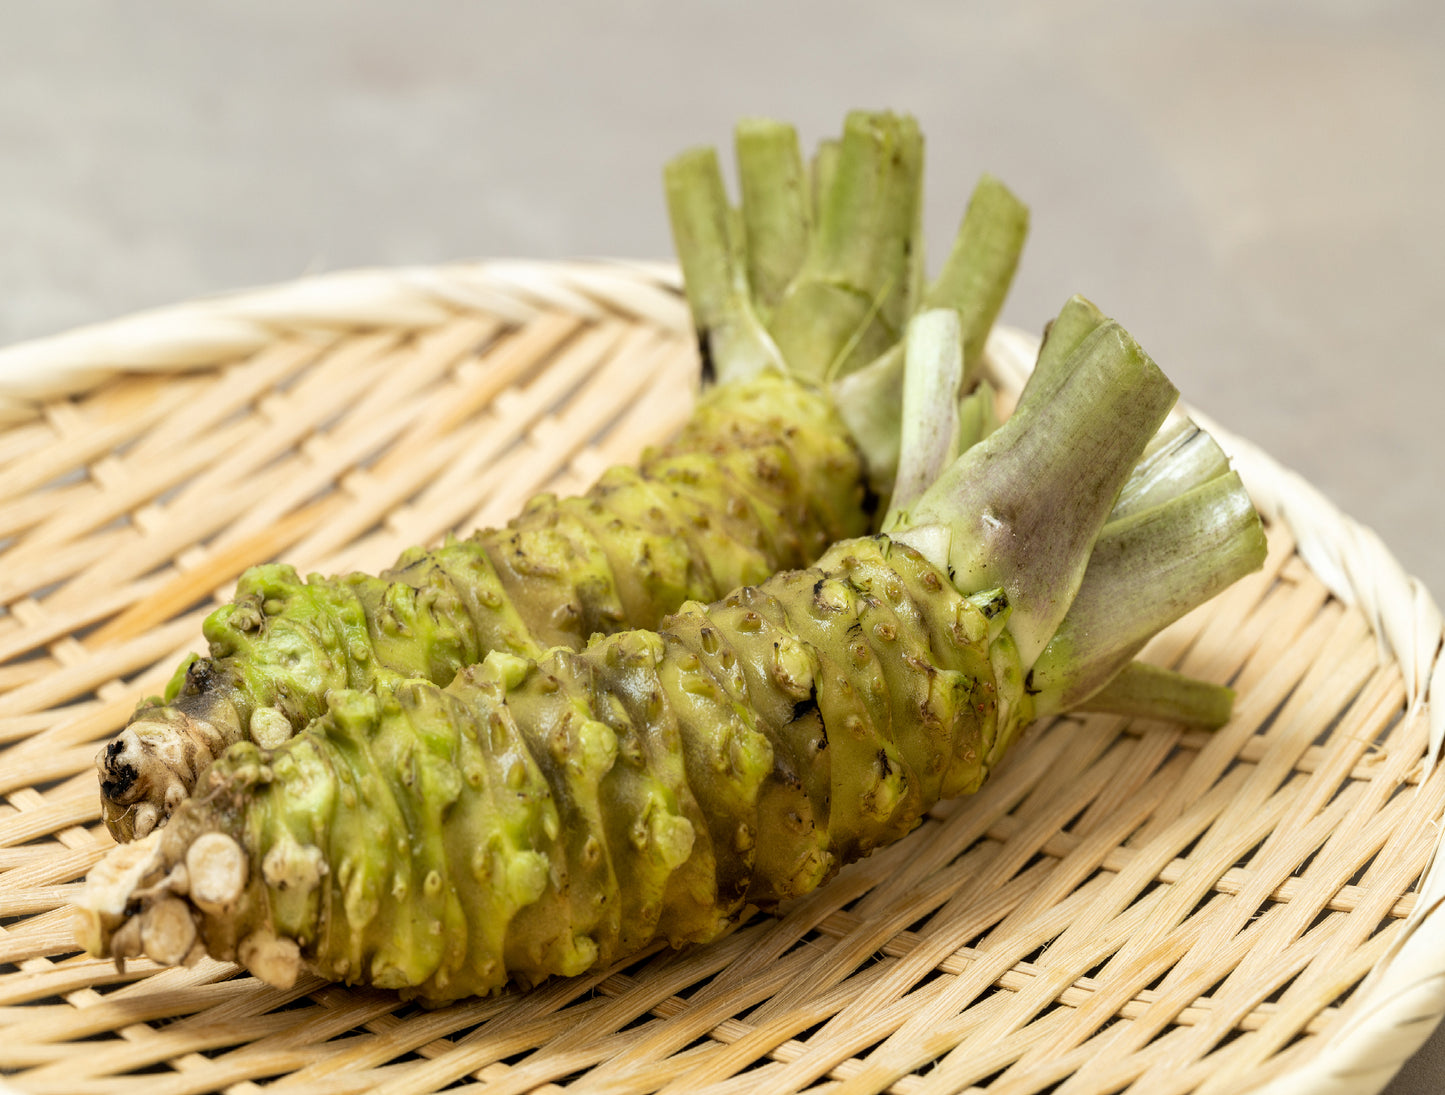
<box><xmin>79</xmin><ymin>306</ymin><xmax>1265</xmax><ymax>1001</ymax></box>
<box><xmin>96</xmin><ymin>111</ymin><xmax>1028</xmax><ymax>843</ymax></box>
<box><xmin>96</xmin><ymin>377</ymin><xmax>868</xmax><ymax>842</ymax></box>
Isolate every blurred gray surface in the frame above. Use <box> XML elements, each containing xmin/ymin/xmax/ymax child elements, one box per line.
<box><xmin>1</xmin><ymin>2</ymin><xmax>1442</xmax><ymax>1091</ymax></box>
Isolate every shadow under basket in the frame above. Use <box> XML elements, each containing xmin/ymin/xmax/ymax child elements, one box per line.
<box><xmin>0</xmin><ymin>261</ymin><xmax>1441</xmax><ymax>1095</ymax></box>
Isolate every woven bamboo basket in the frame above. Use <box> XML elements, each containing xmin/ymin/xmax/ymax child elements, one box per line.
<box><xmin>0</xmin><ymin>260</ymin><xmax>1442</xmax><ymax>1095</ymax></box>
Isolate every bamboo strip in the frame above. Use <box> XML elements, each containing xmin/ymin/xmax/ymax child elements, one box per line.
<box><xmin>0</xmin><ymin>262</ymin><xmax>1438</xmax><ymax>1095</ymax></box>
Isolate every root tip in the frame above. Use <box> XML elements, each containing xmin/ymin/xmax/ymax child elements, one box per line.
<box><xmin>187</xmin><ymin>832</ymin><xmax>249</xmax><ymax>914</ymax></box>
<box><xmin>239</xmin><ymin>930</ymin><xmax>301</xmax><ymax>989</ymax></box>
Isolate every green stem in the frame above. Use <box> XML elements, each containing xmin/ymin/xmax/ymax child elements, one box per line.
<box><xmin>881</xmin><ymin>373</ymin><xmax>997</xmax><ymax>534</ymax></box>
<box><xmin>1023</xmin><ymin>296</ymin><xmax>1231</xmax><ymax>522</ymax></box>
<box><xmin>904</xmin><ymin>135</ymin><xmax>927</xmax><ymax>331</ymax></box>
<box><xmin>1027</xmin><ymin>470</ymin><xmax>1266</xmax><ymax>717</ymax></box>
<box><xmin>829</xmin><ymin>174</ymin><xmax>1027</xmax><ymax>497</ymax></box>
<box><xmin>924</xmin><ymin>174</ymin><xmax>1030</xmax><ymax>375</ymax></box>
<box><xmin>830</xmin><ymin>344</ymin><xmax>905</xmax><ymax>497</ymax></box>
<box><xmin>735</xmin><ymin>119</ymin><xmax>812</xmax><ymax>318</ymax></box>
<box><xmin>956</xmin><ymin>379</ymin><xmax>1000</xmax><ymax>452</ymax></box>
<box><xmin>664</xmin><ymin>147</ymin><xmax>784</xmax><ymax>385</ymax></box>
<box><xmin>883</xmin><ymin>310</ymin><xmax>965</xmax><ymax>530</ymax></box>
<box><xmin>1075</xmin><ymin>662</ymin><xmax>1236</xmax><ymax>728</ymax></box>
<box><xmin>767</xmin><ymin>111</ymin><xmax>923</xmax><ymax>382</ymax></box>
<box><xmin>895</xmin><ymin>321</ymin><xmax>1178</xmax><ymax>665</ymax></box>
<box><xmin>872</xmin><ymin>114</ymin><xmax>924</xmax><ymax>347</ymax></box>
<box><xmin>811</xmin><ymin>138</ymin><xmax>840</xmax><ymax>223</ymax></box>
<box><xmin>1015</xmin><ymin>294</ymin><xmax>1106</xmax><ymax>414</ymax></box>
<box><xmin>1112</xmin><ymin>418</ymin><xmax>1230</xmax><ymax>521</ymax></box>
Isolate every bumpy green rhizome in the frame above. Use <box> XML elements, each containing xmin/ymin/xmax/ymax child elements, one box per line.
<box><xmin>79</xmin><ymin>307</ymin><xmax>1266</xmax><ymax>1002</ymax></box>
<box><xmin>95</xmin><ymin>110</ymin><xmax>1030</xmax><ymax>843</ymax></box>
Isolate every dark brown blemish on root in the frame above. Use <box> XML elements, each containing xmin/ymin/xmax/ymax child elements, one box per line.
<box><xmin>100</xmin><ymin>740</ymin><xmax>138</xmax><ymax>799</ymax></box>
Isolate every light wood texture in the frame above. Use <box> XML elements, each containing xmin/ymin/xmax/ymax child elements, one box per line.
<box><xmin>0</xmin><ymin>262</ymin><xmax>1439</xmax><ymax>1095</ymax></box>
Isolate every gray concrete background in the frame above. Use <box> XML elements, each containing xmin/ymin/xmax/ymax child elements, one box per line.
<box><xmin>1</xmin><ymin>2</ymin><xmax>1441</xmax><ymax>1090</ymax></box>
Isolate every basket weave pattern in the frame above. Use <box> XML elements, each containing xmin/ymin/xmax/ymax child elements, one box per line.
<box><xmin>0</xmin><ymin>263</ymin><xmax>1440</xmax><ymax>1095</ymax></box>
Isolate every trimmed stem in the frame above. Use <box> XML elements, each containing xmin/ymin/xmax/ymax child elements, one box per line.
<box><xmin>1075</xmin><ymin>662</ymin><xmax>1236</xmax><ymax>728</ymax></box>
<box><xmin>767</xmin><ymin>111</ymin><xmax>923</xmax><ymax>382</ymax></box>
<box><xmin>811</xmin><ymin>138</ymin><xmax>841</xmax><ymax>223</ymax></box>
<box><xmin>663</xmin><ymin>146</ymin><xmax>784</xmax><ymax>385</ymax></box>
<box><xmin>829</xmin><ymin>174</ymin><xmax>1026</xmax><ymax>497</ymax></box>
<box><xmin>736</xmin><ymin>119</ymin><xmax>812</xmax><ymax>317</ymax></box>
<box><xmin>883</xmin><ymin>310</ymin><xmax>965</xmax><ymax>529</ymax></box>
<box><xmin>1023</xmin><ymin>296</ymin><xmax>1231</xmax><ymax>522</ymax></box>
<box><xmin>896</xmin><ymin>321</ymin><xmax>1178</xmax><ymax>665</ymax></box>
<box><xmin>1112</xmin><ymin>418</ymin><xmax>1231</xmax><ymax>521</ymax></box>
<box><xmin>905</xmin><ymin>134</ymin><xmax>927</xmax><ymax>331</ymax></box>
<box><xmin>956</xmin><ymin>379</ymin><xmax>1000</xmax><ymax>452</ymax></box>
<box><xmin>867</xmin><ymin>114</ymin><xmax>923</xmax><ymax>346</ymax></box>
<box><xmin>830</xmin><ymin>344</ymin><xmax>905</xmax><ymax>497</ymax></box>
<box><xmin>1015</xmin><ymin>294</ymin><xmax>1106</xmax><ymax>414</ymax></box>
<box><xmin>924</xmin><ymin>174</ymin><xmax>1030</xmax><ymax>374</ymax></box>
<box><xmin>1027</xmin><ymin>469</ymin><xmax>1267</xmax><ymax>717</ymax></box>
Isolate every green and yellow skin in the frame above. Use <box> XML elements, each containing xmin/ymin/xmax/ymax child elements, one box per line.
<box><xmin>82</xmin><ymin>538</ymin><xmax>1020</xmax><ymax>1002</ymax></box>
<box><xmin>79</xmin><ymin>313</ymin><xmax>1267</xmax><ymax>1002</ymax></box>
<box><xmin>95</xmin><ymin>112</ymin><xmax>1030</xmax><ymax>844</ymax></box>
<box><xmin>97</xmin><ymin>377</ymin><xmax>867</xmax><ymax>842</ymax></box>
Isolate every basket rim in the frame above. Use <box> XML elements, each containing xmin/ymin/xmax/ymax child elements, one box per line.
<box><xmin>0</xmin><ymin>259</ymin><xmax>684</xmax><ymax>416</ymax></box>
<box><xmin>1</xmin><ymin>257</ymin><xmax>1441</xmax><ymax>1095</ymax></box>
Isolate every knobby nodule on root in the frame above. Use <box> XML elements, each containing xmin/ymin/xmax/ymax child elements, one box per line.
<box><xmin>96</xmin><ymin>376</ymin><xmax>869</xmax><ymax>842</ymax></box>
<box><xmin>80</xmin><ymin>537</ymin><xmax>1024</xmax><ymax>1003</ymax></box>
